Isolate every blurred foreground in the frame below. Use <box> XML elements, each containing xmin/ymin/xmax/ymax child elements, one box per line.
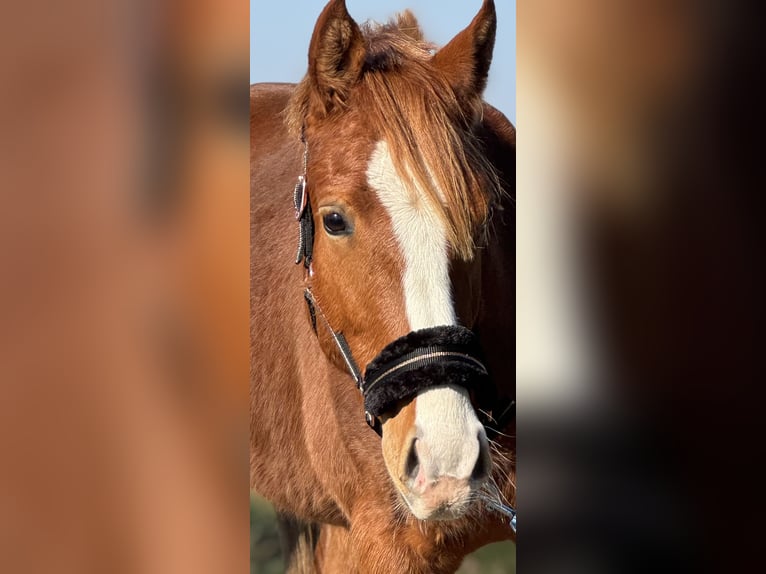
<box><xmin>250</xmin><ymin>495</ymin><xmax>515</xmax><ymax>574</ymax></box>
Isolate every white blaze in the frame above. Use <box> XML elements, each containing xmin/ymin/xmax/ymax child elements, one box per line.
<box><xmin>367</xmin><ymin>140</ymin><xmax>484</xmax><ymax>481</ymax></box>
<box><xmin>367</xmin><ymin>142</ymin><xmax>455</xmax><ymax>330</ymax></box>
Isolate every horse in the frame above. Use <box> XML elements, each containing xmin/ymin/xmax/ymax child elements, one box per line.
<box><xmin>250</xmin><ymin>1</ymin><xmax>515</xmax><ymax>571</ymax></box>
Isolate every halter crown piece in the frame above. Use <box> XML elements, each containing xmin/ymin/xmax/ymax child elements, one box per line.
<box><xmin>290</xmin><ymin>128</ymin><xmax>516</xmax><ymax>533</ymax></box>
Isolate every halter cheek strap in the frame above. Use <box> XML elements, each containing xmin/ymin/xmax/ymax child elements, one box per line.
<box><xmin>304</xmin><ymin>287</ymin><xmax>381</xmax><ymax>434</ymax></box>
<box><xmin>292</xmin><ymin>129</ymin><xmax>369</xmax><ymax>422</ymax></box>
<box><xmin>303</xmin><ymin>287</ymin><xmax>363</xmax><ymax>388</ymax></box>
<box><xmin>294</xmin><ymin>129</ymin><xmax>313</xmax><ymax>269</ymax></box>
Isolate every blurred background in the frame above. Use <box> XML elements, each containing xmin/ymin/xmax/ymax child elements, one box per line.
<box><xmin>517</xmin><ymin>0</ymin><xmax>763</xmax><ymax>572</ymax></box>
<box><xmin>2</xmin><ymin>0</ymin><xmax>250</xmax><ymax>572</ymax></box>
<box><xmin>250</xmin><ymin>0</ymin><xmax>515</xmax><ymax>123</ymax></box>
<box><xmin>2</xmin><ymin>0</ymin><xmax>763</xmax><ymax>572</ymax></box>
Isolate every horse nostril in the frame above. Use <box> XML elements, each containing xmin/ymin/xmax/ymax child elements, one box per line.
<box><xmin>405</xmin><ymin>438</ymin><xmax>420</xmax><ymax>480</ymax></box>
<box><xmin>471</xmin><ymin>434</ymin><xmax>490</xmax><ymax>482</ymax></box>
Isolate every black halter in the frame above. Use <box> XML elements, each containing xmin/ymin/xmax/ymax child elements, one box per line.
<box><xmin>305</xmin><ymin>283</ymin><xmax>497</xmax><ymax>436</ymax></box>
<box><xmin>292</xmin><ymin>130</ymin><xmax>513</xmax><ymax>439</ymax></box>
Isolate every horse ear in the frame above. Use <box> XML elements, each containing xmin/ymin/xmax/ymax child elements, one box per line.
<box><xmin>307</xmin><ymin>0</ymin><xmax>366</xmax><ymax>114</ymax></box>
<box><xmin>432</xmin><ymin>0</ymin><xmax>496</xmax><ymax>101</ymax></box>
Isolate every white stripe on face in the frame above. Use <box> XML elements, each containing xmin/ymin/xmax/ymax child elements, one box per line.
<box><xmin>367</xmin><ymin>140</ymin><xmax>484</xmax><ymax>482</ymax></box>
<box><xmin>366</xmin><ymin>141</ymin><xmax>455</xmax><ymax>330</ymax></box>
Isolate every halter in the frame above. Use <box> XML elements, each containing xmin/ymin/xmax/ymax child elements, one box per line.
<box><xmin>292</xmin><ymin>128</ymin><xmax>515</xmax><ymax>430</ymax></box>
<box><xmin>291</xmin><ymin>130</ymin><xmax>516</xmax><ymax>531</ymax></box>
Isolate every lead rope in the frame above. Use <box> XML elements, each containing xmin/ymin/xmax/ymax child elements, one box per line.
<box><xmin>486</xmin><ymin>397</ymin><xmax>517</xmax><ymax>532</ymax></box>
<box><xmin>485</xmin><ymin>501</ymin><xmax>517</xmax><ymax>533</ymax></box>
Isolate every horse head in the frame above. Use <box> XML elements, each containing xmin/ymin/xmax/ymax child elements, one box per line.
<box><xmin>287</xmin><ymin>0</ymin><xmax>504</xmax><ymax>522</ymax></box>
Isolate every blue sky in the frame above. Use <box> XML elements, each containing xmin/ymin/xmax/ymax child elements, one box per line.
<box><xmin>250</xmin><ymin>0</ymin><xmax>515</xmax><ymax>124</ymax></box>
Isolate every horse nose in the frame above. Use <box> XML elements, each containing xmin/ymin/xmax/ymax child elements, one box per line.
<box><xmin>406</xmin><ymin>429</ymin><xmax>490</xmax><ymax>491</ymax></box>
<box><xmin>471</xmin><ymin>432</ymin><xmax>491</xmax><ymax>482</ymax></box>
<box><xmin>403</xmin><ymin>432</ymin><xmax>490</xmax><ymax>520</ymax></box>
<box><xmin>405</xmin><ymin>432</ymin><xmax>489</xmax><ymax>485</ymax></box>
<box><xmin>394</xmin><ymin>386</ymin><xmax>491</xmax><ymax>519</ymax></box>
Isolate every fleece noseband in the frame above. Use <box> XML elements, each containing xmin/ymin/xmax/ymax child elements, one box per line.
<box><xmin>302</xmin><ymin>288</ymin><xmax>492</xmax><ymax>436</ymax></box>
<box><xmin>362</xmin><ymin>325</ymin><xmax>490</xmax><ymax>425</ymax></box>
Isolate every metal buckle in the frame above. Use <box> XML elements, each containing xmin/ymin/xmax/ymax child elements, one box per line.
<box><xmin>293</xmin><ymin>175</ymin><xmax>307</xmax><ymax>220</ymax></box>
<box><xmin>365</xmin><ymin>411</ymin><xmax>382</xmax><ymax>436</ymax></box>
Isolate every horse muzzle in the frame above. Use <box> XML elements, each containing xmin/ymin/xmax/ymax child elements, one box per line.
<box><xmin>361</xmin><ymin>325</ymin><xmax>490</xmax><ymax>435</ymax></box>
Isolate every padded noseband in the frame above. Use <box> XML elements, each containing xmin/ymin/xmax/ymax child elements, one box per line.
<box><xmin>361</xmin><ymin>325</ymin><xmax>490</xmax><ymax>431</ymax></box>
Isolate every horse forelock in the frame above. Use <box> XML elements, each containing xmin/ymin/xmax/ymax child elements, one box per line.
<box><xmin>286</xmin><ymin>12</ymin><xmax>502</xmax><ymax>261</ymax></box>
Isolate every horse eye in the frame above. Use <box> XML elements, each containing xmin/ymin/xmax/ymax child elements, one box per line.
<box><xmin>322</xmin><ymin>212</ymin><xmax>350</xmax><ymax>235</ymax></box>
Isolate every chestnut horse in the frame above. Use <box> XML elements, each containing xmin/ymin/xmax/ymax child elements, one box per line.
<box><xmin>250</xmin><ymin>1</ymin><xmax>515</xmax><ymax>571</ymax></box>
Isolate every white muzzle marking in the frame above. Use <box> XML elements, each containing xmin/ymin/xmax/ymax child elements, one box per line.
<box><xmin>367</xmin><ymin>140</ymin><xmax>485</xmax><ymax>484</ymax></box>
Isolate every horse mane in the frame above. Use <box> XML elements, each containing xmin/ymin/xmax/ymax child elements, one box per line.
<box><xmin>286</xmin><ymin>11</ymin><xmax>502</xmax><ymax>260</ymax></box>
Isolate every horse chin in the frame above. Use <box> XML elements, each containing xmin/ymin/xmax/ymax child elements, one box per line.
<box><xmin>397</xmin><ymin>485</ymin><xmax>474</xmax><ymax>522</ymax></box>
